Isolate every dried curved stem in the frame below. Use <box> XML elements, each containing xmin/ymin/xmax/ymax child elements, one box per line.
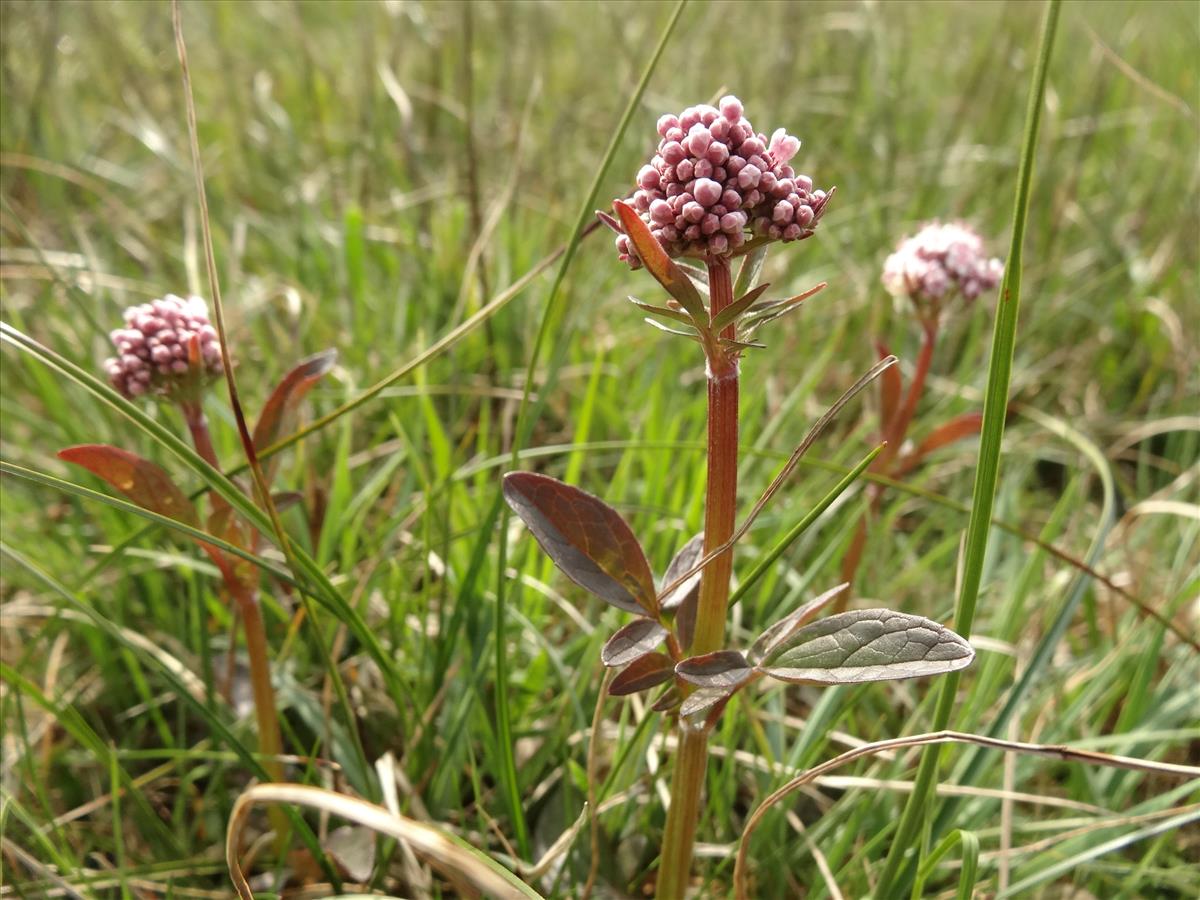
<box><xmin>733</xmin><ymin>729</ymin><xmax>1200</xmax><ymax>898</ymax></box>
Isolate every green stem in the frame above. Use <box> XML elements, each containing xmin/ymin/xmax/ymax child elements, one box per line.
<box><xmin>657</xmin><ymin>257</ymin><xmax>739</xmax><ymax>900</ymax></box>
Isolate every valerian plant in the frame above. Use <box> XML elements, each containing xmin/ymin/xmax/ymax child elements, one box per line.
<box><xmin>57</xmin><ymin>293</ymin><xmax>334</xmax><ymax>844</ymax></box>
<box><xmin>502</xmin><ymin>97</ymin><xmax>976</xmax><ymax>898</ymax></box>
<box><xmin>840</xmin><ymin>222</ymin><xmax>1005</xmax><ymax>595</ymax></box>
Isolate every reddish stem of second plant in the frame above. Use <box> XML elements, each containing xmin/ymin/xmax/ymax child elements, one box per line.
<box><xmin>840</xmin><ymin>319</ymin><xmax>939</xmax><ymax>595</ymax></box>
<box><xmin>657</xmin><ymin>257</ymin><xmax>740</xmax><ymax>900</ymax></box>
<box><xmin>180</xmin><ymin>400</ymin><xmax>289</xmax><ymax>845</ymax></box>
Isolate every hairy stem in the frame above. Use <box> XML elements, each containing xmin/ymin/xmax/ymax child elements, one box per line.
<box><xmin>657</xmin><ymin>257</ymin><xmax>740</xmax><ymax>900</ymax></box>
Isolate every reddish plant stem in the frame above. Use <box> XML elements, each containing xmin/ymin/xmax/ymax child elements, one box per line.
<box><xmin>657</xmin><ymin>257</ymin><xmax>740</xmax><ymax>900</ymax></box>
<box><xmin>181</xmin><ymin>399</ymin><xmax>288</xmax><ymax>843</ymax></box>
<box><xmin>229</xmin><ymin>581</ymin><xmax>285</xmax><ymax>783</ymax></box>
<box><xmin>880</xmin><ymin>320</ymin><xmax>938</xmax><ymax>469</ymax></box>
<box><xmin>181</xmin><ymin>400</ymin><xmax>219</xmax><ymax>468</ymax></box>
<box><xmin>839</xmin><ymin>320</ymin><xmax>939</xmax><ymax>601</ymax></box>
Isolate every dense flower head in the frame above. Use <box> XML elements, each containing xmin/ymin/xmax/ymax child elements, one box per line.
<box><xmin>882</xmin><ymin>222</ymin><xmax>1004</xmax><ymax>309</ymax></box>
<box><xmin>613</xmin><ymin>95</ymin><xmax>830</xmax><ymax>268</ymax></box>
<box><xmin>105</xmin><ymin>294</ymin><xmax>222</xmax><ymax>399</ymax></box>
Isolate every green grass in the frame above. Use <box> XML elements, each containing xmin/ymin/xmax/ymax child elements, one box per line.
<box><xmin>2</xmin><ymin>1</ymin><xmax>1198</xmax><ymax>897</ymax></box>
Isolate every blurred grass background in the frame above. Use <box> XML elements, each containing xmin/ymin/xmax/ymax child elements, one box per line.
<box><xmin>1</xmin><ymin>0</ymin><xmax>1197</xmax><ymax>896</ymax></box>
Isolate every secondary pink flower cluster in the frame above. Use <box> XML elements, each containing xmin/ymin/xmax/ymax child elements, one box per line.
<box><xmin>882</xmin><ymin>222</ymin><xmax>1004</xmax><ymax>308</ymax></box>
<box><xmin>105</xmin><ymin>294</ymin><xmax>222</xmax><ymax>399</ymax></box>
<box><xmin>615</xmin><ymin>95</ymin><xmax>829</xmax><ymax>267</ymax></box>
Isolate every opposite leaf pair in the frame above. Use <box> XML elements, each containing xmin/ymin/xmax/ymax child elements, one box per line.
<box><xmin>502</xmin><ymin>470</ymin><xmax>974</xmax><ymax>731</ymax></box>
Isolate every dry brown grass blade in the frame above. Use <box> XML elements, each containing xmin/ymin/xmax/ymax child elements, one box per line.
<box><xmin>226</xmin><ymin>783</ymin><xmax>541</xmax><ymax>900</ymax></box>
<box><xmin>733</xmin><ymin>729</ymin><xmax>1200</xmax><ymax>899</ymax></box>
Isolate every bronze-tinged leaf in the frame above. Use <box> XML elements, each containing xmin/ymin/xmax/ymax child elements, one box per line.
<box><xmin>674</xmin><ymin>650</ymin><xmax>753</xmax><ymax>690</ymax></box>
<box><xmin>679</xmin><ymin>685</ymin><xmax>733</xmax><ymax>718</ymax></box>
<box><xmin>609</xmin><ymin>652</ymin><xmax>673</xmax><ymax>696</ymax></box>
<box><xmin>661</xmin><ymin>534</ymin><xmax>703</xmax><ymax>612</ymax></box>
<box><xmin>612</xmin><ymin>200</ymin><xmax>708</xmax><ymax>325</ymax></box>
<box><xmin>651</xmin><ymin>684</ymin><xmax>682</xmax><ymax>713</ymax></box>
<box><xmin>747</xmin><ymin>583</ymin><xmax>850</xmax><ymax>664</ymax></box>
<box><xmin>601</xmin><ymin>619</ymin><xmax>668</xmax><ymax>668</ymax></box>
<box><xmin>910</xmin><ymin>412</ymin><xmax>984</xmax><ymax>460</ymax></box>
<box><xmin>58</xmin><ymin>445</ymin><xmax>198</xmax><ymax>526</ymax></box>
<box><xmin>760</xmin><ymin>608</ymin><xmax>975</xmax><ymax>685</ymax></box>
<box><xmin>252</xmin><ymin>349</ymin><xmax>337</xmax><ymax>453</ymax></box>
<box><xmin>661</xmin><ymin>533</ymin><xmax>703</xmax><ymax>650</ymax></box>
<box><xmin>502</xmin><ymin>472</ymin><xmax>657</xmax><ymax>616</ymax></box>
<box><xmin>876</xmin><ymin>340</ymin><xmax>902</xmax><ymax>435</ymax></box>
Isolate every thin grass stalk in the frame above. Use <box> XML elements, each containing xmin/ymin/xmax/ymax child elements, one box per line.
<box><xmin>171</xmin><ymin>0</ymin><xmax>375</xmax><ymax>811</ymax></box>
<box><xmin>495</xmin><ymin>0</ymin><xmax>688</xmax><ymax>859</ymax></box>
<box><xmin>656</xmin><ymin>256</ymin><xmax>739</xmax><ymax>900</ymax></box>
<box><xmin>872</xmin><ymin>2</ymin><xmax>1062</xmax><ymax>895</ymax></box>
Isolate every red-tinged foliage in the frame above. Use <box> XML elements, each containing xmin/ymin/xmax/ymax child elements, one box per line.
<box><xmin>502</xmin><ymin>471</ymin><xmax>658</xmax><ymax>616</ymax></box>
<box><xmin>58</xmin><ymin>444</ymin><xmax>198</xmax><ymax>526</ymax></box>
<box><xmin>674</xmin><ymin>650</ymin><xmax>753</xmax><ymax>689</ymax></box>
<box><xmin>609</xmin><ymin>652</ymin><xmax>674</xmax><ymax>696</ymax></box>
<box><xmin>876</xmin><ymin>339</ymin><xmax>902</xmax><ymax>436</ymax></box>
<box><xmin>253</xmin><ymin>349</ymin><xmax>337</xmax><ymax>454</ymax></box>
<box><xmin>612</xmin><ymin>200</ymin><xmax>707</xmax><ymax>324</ymax></box>
<box><xmin>602</xmin><ymin>619</ymin><xmax>668</xmax><ymax>668</ymax></box>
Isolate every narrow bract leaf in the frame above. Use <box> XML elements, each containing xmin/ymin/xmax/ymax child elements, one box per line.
<box><xmin>733</xmin><ymin>244</ymin><xmax>769</xmax><ymax>299</ymax></box>
<box><xmin>743</xmin><ymin>281</ymin><xmax>826</xmax><ymax>320</ymax></box>
<box><xmin>748</xmin><ymin>583</ymin><xmax>850</xmax><ymax>664</ymax></box>
<box><xmin>643</xmin><ymin>317</ymin><xmax>703</xmax><ymax>343</ymax></box>
<box><xmin>594</xmin><ymin>209</ymin><xmax>622</xmax><ymax>235</ymax></box>
<box><xmin>609</xmin><ymin>652</ymin><xmax>673</xmax><ymax>696</ymax></box>
<box><xmin>502</xmin><ymin>472</ymin><xmax>657</xmax><ymax>615</ymax></box>
<box><xmin>612</xmin><ymin>200</ymin><xmax>708</xmax><ymax>325</ymax></box>
<box><xmin>58</xmin><ymin>445</ymin><xmax>198</xmax><ymax>526</ymax></box>
<box><xmin>761</xmin><ymin>609</ymin><xmax>975</xmax><ymax>685</ymax></box>
<box><xmin>720</xmin><ymin>337</ymin><xmax>767</xmax><ymax>353</ymax></box>
<box><xmin>253</xmin><ymin>349</ymin><xmax>337</xmax><ymax>452</ymax></box>
<box><xmin>710</xmin><ymin>282</ymin><xmax>771</xmax><ymax>333</ymax></box>
<box><xmin>629</xmin><ymin>296</ymin><xmax>694</xmax><ymax>327</ymax></box>
<box><xmin>601</xmin><ymin>619</ymin><xmax>668</xmax><ymax>668</ymax></box>
<box><xmin>675</xmin><ymin>650</ymin><xmax>753</xmax><ymax>690</ymax></box>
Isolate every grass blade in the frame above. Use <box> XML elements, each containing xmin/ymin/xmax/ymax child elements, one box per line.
<box><xmin>872</xmin><ymin>3</ymin><xmax>1063</xmax><ymax>895</ymax></box>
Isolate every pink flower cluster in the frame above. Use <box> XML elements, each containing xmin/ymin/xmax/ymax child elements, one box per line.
<box><xmin>615</xmin><ymin>95</ymin><xmax>830</xmax><ymax>267</ymax></box>
<box><xmin>105</xmin><ymin>295</ymin><xmax>222</xmax><ymax>399</ymax></box>
<box><xmin>882</xmin><ymin>222</ymin><xmax>1004</xmax><ymax>308</ymax></box>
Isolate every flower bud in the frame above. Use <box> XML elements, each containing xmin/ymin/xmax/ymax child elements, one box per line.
<box><xmin>692</xmin><ymin>178</ymin><xmax>722</xmax><ymax>208</ymax></box>
<box><xmin>104</xmin><ymin>295</ymin><xmax>222</xmax><ymax>401</ymax></box>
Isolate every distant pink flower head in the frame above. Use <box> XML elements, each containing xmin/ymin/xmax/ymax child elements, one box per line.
<box><xmin>882</xmin><ymin>222</ymin><xmax>1004</xmax><ymax>311</ymax></box>
<box><xmin>611</xmin><ymin>95</ymin><xmax>830</xmax><ymax>268</ymax></box>
<box><xmin>104</xmin><ymin>294</ymin><xmax>223</xmax><ymax>400</ymax></box>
